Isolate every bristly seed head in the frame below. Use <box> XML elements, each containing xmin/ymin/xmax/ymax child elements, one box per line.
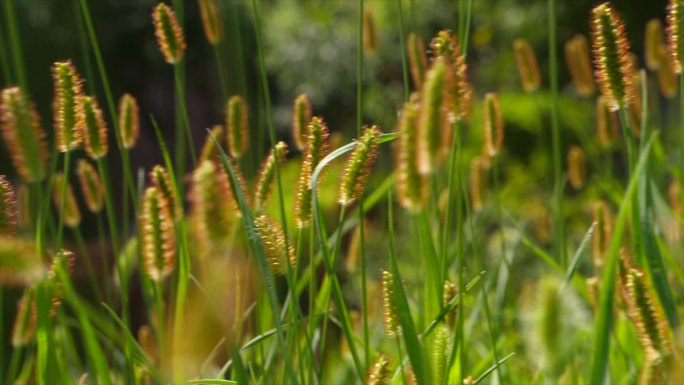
<box><xmin>254</xmin><ymin>141</ymin><xmax>288</xmax><ymax>213</ymax></box>
<box><xmin>395</xmin><ymin>93</ymin><xmax>427</xmax><ymax>212</ymax></box>
<box><xmin>254</xmin><ymin>215</ymin><xmax>294</xmax><ymax>275</ymax></box>
<box><xmin>0</xmin><ymin>87</ymin><xmax>49</xmax><ymax>183</ymax></box>
<box><xmin>0</xmin><ymin>175</ymin><xmax>18</xmax><ymax>234</ymax></box>
<box><xmin>667</xmin><ymin>0</ymin><xmax>684</xmax><ymax>74</ymax></box>
<box><xmin>140</xmin><ymin>186</ymin><xmax>176</xmax><ymax>282</ymax></box>
<box><xmin>152</xmin><ymin>3</ymin><xmax>186</xmax><ymax>64</ymax></box>
<box><xmin>567</xmin><ymin>145</ymin><xmax>587</xmax><ymax>190</ymax></box>
<box><xmin>430</xmin><ymin>30</ymin><xmax>471</xmax><ymax>121</ymax></box>
<box><xmin>52</xmin><ymin>173</ymin><xmax>81</xmax><ymax>228</ymax></box>
<box><xmin>443</xmin><ymin>280</ymin><xmax>459</xmax><ymax>329</ymax></box>
<box><xmin>190</xmin><ymin>160</ymin><xmax>233</xmax><ymax>249</ymax></box>
<box><xmin>513</xmin><ymin>38</ymin><xmax>541</xmax><ymax>92</ymax></box>
<box><xmin>198</xmin><ymin>0</ymin><xmax>223</xmax><ymax>45</ymax></box>
<box><xmin>80</xmin><ymin>95</ymin><xmax>108</xmax><ymax>160</ymax></box>
<box><xmin>591</xmin><ymin>199</ymin><xmax>613</xmax><ymax>276</ymax></box>
<box><xmin>150</xmin><ymin>165</ymin><xmax>180</xmax><ymax>222</ymax></box>
<box><xmin>118</xmin><ymin>93</ymin><xmax>140</xmax><ymax>150</ymax></box>
<box><xmin>407</xmin><ymin>33</ymin><xmax>428</xmax><ymax>90</ymax></box>
<box><xmin>381</xmin><ymin>270</ymin><xmax>401</xmax><ymax>338</ymax></box>
<box><xmin>565</xmin><ymin>34</ymin><xmax>596</xmax><ymax>96</ymax></box>
<box><xmin>365</xmin><ymin>353</ymin><xmax>392</xmax><ymax>385</ymax></box>
<box><xmin>482</xmin><ymin>92</ymin><xmax>503</xmax><ymax>158</ymax></box>
<box><xmin>417</xmin><ymin>56</ymin><xmax>450</xmax><ymax>175</ymax></box>
<box><xmin>591</xmin><ymin>3</ymin><xmax>635</xmax><ymax>111</ymax></box>
<box><xmin>292</xmin><ymin>94</ymin><xmax>312</xmax><ymax>151</ymax></box>
<box><xmin>295</xmin><ymin>116</ymin><xmax>330</xmax><ymax>228</ymax></box>
<box><xmin>339</xmin><ymin>126</ymin><xmax>382</xmax><ymax>206</ymax></box>
<box><xmin>52</xmin><ymin>60</ymin><xmax>84</xmax><ymax>152</ymax></box>
<box><xmin>226</xmin><ymin>95</ymin><xmax>249</xmax><ymax>159</ymax></box>
<box><xmin>76</xmin><ymin>160</ymin><xmax>104</xmax><ymax>214</ymax></box>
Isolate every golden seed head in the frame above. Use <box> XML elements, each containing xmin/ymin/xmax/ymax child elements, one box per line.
<box><xmin>226</xmin><ymin>95</ymin><xmax>249</xmax><ymax>159</ymax></box>
<box><xmin>482</xmin><ymin>92</ymin><xmax>504</xmax><ymax>158</ymax></box>
<box><xmin>667</xmin><ymin>0</ymin><xmax>684</xmax><ymax>74</ymax></box>
<box><xmin>150</xmin><ymin>165</ymin><xmax>180</xmax><ymax>222</ymax></box>
<box><xmin>0</xmin><ymin>175</ymin><xmax>18</xmax><ymax>234</ymax></box>
<box><xmin>365</xmin><ymin>353</ymin><xmax>392</xmax><ymax>385</ymax></box>
<box><xmin>339</xmin><ymin>126</ymin><xmax>382</xmax><ymax>206</ymax></box>
<box><xmin>567</xmin><ymin>145</ymin><xmax>587</xmax><ymax>190</ymax></box>
<box><xmin>363</xmin><ymin>7</ymin><xmax>378</xmax><ymax>55</ymax></box>
<box><xmin>118</xmin><ymin>93</ymin><xmax>140</xmax><ymax>150</ymax></box>
<box><xmin>80</xmin><ymin>95</ymin><xmax>108</xmax><ymax>159</ymax></box>
<box><xmin>254</xmin><ymin>141</ymin><xmax>288</xmax><ymax>213</ymax></box>
<box><xmin>292</xmin><ymin>94</ymin><xmax>312</xmax><ymax>151</ymax></box>
<box><xmin>254</xmin><ymin>215</ymin><xmax>294</xmax><ymax>275</ymax></box>
<box><xmin>591</xmin><ymin>3</ymin><xmax>635</xmax><ymax>111</ymax></box>
<box><xmin>140</xmin><ymin>186</ymin><xmax>176</xmax><ymax>282</ymax></box>
<box><xmin>11</xmin><ymin>289</ymin><xmax>36</xmax><ymax>347</ymax></box>
<box><xmin>152</xmin><ymin>3</ymin><xmax>186</xmax><ymax>64</ymax></box>
<box><xmin>52</xmin><ymin>60</ymin><xmax>84</xmax><ymax>152</ymax></box>
<box><xmin>565</xmin><ymin>34</ymin><xmax>596</xmax><ymax>96</ymax></box>
<box><xmin>381</xmin><ymin>270</ymin><xmax>401</xmax><ymax>338</ymax></box>
<box><xmin>395</xmin><ymin>93</ymin><xmax>428</xmax><ymax>212</ymax></box>
<box><xmin>1</xmin><ymin>87</ymin><xmax>49</xmax><ymax>182</ymax></box>
<box><xmin>199</xmin><ymin>124</ymin><xmax>224</xmax><ymax>163</ymax></box>
<box><xmin>76</xmin><ymin>160</ymin><xmax>104</xmax><ymax>213</ymax></box>
<box><xmin>596</xmin><ymin>95</ymin><xmax>620</xmax><ymax>148</ymax></box>
<box><xmin>198</xmin><ymin>0</ymin><xmax>223</xmax><ymax>45</ymax></box>
<box><xmin>295</xmin><ymin>116</ymin><xmax>330</xmax><ymax>228</ymax></box>
<box><xmin>417</xmin><ymin>57</ymin><xmax>450</xmax><ymax>174</ymax></box>
<box><xmin>469</xmin><ymin>156</ymin><xmax>486</xmax><ymax>211</ymax></box>
<box><xmin>645</xmin><ymin>19</ymin><xmax>666</xmax><ymax>70</ymax></box>
<box><xmin>513</xmin><ymin>38</ymin><xmax>541</xmax><ymax>92</ymax></box>
<box><xmin>190</xmin><ymin>160</ymin><xmax>233</xmax><ymax>248</ymax></box>
<box><xmin>52</xmin><ymin>173</ymin><xmax>81</xmax><ymax>228</ymax></box>
<box><xmin>407</xmin><ymin>33</ymin><xmax>428</xmax><ymax>89</ymax></box>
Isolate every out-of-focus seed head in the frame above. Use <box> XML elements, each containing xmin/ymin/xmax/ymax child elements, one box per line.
<box><xmin>152</xmin><ymin>3</ymin><xmax>186</xmax><ymax>64</ymax></box>
<box><xmin>430</xmin><ymin>30</ymin><xmax>471</xmax><ymax>121</ymax></box>
<box><xmin>365</xmin><ymin>353</ymin><xmax>392</xmax><ymax>385</ymax></box>
<box><xmin>482</xmin><ymin>92</ymin><xmax>504</xmax><ymax>158</ymax></box>
<box><xmin>190</xmin><ymin>160</ymin><xmax>233</xmax><ymax>248</ymax></box>
<box><xmin>469</xmin><ymin>156</ymin><xmax>486</xmax><ymax>211</ymax></box>
<box><xmin>417</xmin><ymin>57</ymin><xmax>450</xmax><ymax>174</ymax></box>
<box><xmin>0</xmin><ymin>87</ymin><xmax>48</xmax><ymax>182</ymax></box>
<box><xmin>513</xmin><ymin>38</ymin><xmax>541</xmax><ymax>92</ymax></box>
<box><xmin>381</xmin><ymin>270</ymin><xmax>401</xmax><ymax>338</ymax></box>
<box><xmin>292</xmin><ymin>94</ymin><xmax>312</xmax><ymax>151</ymax></box>
<box><xmin>408</xmin><ymin>33</ymin><xmax>428</xmax><ymax>90</ymax></box>
<box><xmin>645</xmin><ymin>19</ymin><xmax>666</xmax><ymax>70</ymax></box>
<box><xmin>591</xmin><ymin>3</ymin><xmax>635</xmax><ymax>111</ymax></box>
<box><xmin>596</xmin><ymin>95</ymin><xmax>620</xmax><ymax>148</ymax></box>
<box><xmin>396</xmin><ymin>93</ymin><xmax>428</xmax><ymax>212</ymax></box>
<box><xmin>76</xmin><ymin>160</ymin><xmax>104</xmax><ymax>213</ymax></box>
<box><xmin>567</xmin><ymin>145</ymin><xmax>587</xmax><ymax>190</ymax></box>
<box><xmin>118</xmin><ymin>93</ymin><xmax>140</xmax><ymax>150</ymax></box>
<box><xmin>339</xmin><ymin>126</ymin><xmax>382</xmax><ymax>206</ymax></box>
<box><xmin>592</xmin><ymin>199</ymin><xmax>613</xmax><ymax>276</ymax></box>
<box><xmin>52</xmin><ymin>173</ymin><xmax>81</xmax><ymax>228</ymax></box>
<box><xmin>295</xmin><ymin>116</ymin><xmax>330</xmax><ymax>227</ymax></box>
<box><xmin>52</xmin><ymin>60</ymin><xmax>84</xmax><ymax>152</ymax></box>
<box><xmin>150</xmin><ymin>165</ymin><xmax>180</xmax><ymax>222</ymax></box>
<box><xmin>565</xmin><ymin>34</ymin><xmax>596</xmax><ymax>96</ymax></box>
<box><xmin>80</xmin><ymin>95</ymin><xmax>108</xmax><ymax>159</ymax></box>
<box><xmin>363</xmin><ymin>7</ymin><xmax>378</xmax><ymax>55</ymax></box>
<box><xmin>199</xmin><ymin>125</ymin><xmax>224</xmax><ymax>163</ymax></box>
<box><xmin>254</xmin><ymin>142</ymin><xmax>288</xmax><ymax>213</ymax></box>
<box><xmin>0</xmin><ymin>176</ymin><xmax>18</xmax><ymax>234</ymax></box>
<box><xmin>140</xmin><ymin>186</ymin><xmax>176</xmax><ymax>282</ymax></box>
<box><xmin>45</xmin><ymin>249</ymin><xmax>75</xmax><ymax>316</ymax></box>
<box><xmin>198</xmin><ymin>0</ymin><xmax>223</xmax><ymax>45</ymax></box>
<box><xmin>226</xmin><ymin>95</ymin><xmax>249</xmax><ymax>159</ymax></box>
<box><xmin>667</xmin><ymin>179</ymin><xmax>681</xmax><ymax>214</ymax></box>
<box><xmin>254</xmin><ymin>215</ymin><xmax>294</xmax><ymax>275</ymax></box>
<box><xmin>11</xmin><ymin>289</ymin><xmax>36</xmax><ymax>347</ymax></box>
<box><xmin>443</xmin><ymin>280</ymin><xmax>459</xmax><ymax>328</ymax></box>
<box><xmin>657</xmin><ymin>45</ymin><xmax>679</xmax><ymax>98</ymax></box>
<box><xmin>667</xmin><ymin>0</ymin><xmax>684</xmax><ymax>74</ymax></box>
<box><xmin>0</xmin><ymin>236</ymin><xmax>44</xmax><ymax>286</ymax></box>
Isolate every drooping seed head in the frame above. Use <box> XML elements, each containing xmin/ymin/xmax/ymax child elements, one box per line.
<box><xmin>0</xmin><ymin>176</ymin><xmax>18</xmax><ymax>234</ymax></box>
<box><xmin>150</xmin><ymin>165</ymin><xmax>180</xmax><ymax>222</ymax></box>
<box><xmin>513</xmin><ymin>38</ymin><xmax>541</xmax><ymax>92</ymax></box>
<box><xmin>292</xmin><ymin>94</ymin><xmax>312</xmax><ymax>151</ymax></box>
<box><xmin>469</xmin><ymin>156</ymin><xmax>486</xmax><ymax>211</ymax></box>
<box><xmin>254</xmin><ymin>215</ymin><xmax>294</xmax><ymax>275</ymax></box>
<box><xmin>443</xmin><ymin>280</ymin><xmax>459</xmax><ymax>328</ymax></box>
<box><xmin>80</xmin><ymin>95</ymin><xmax>108</xmax><ymax>159</ymax></box>
<box><xmin>417</xmin><ymin>57</ymin><xmax>450</xmax><ymax>174</ymax></box>
<box><xmin>596</xmin><ymin>95</ymin><xmax>620</xmax><ymax>148</ymax></box>
<box><xmin>76</xmin><ymin>160</ymin><xmax>104</xmax><ymax>213</ymax></box>
<box><xmin>567</xmin><ymin>145</ymin><xmax>587</xmax><ymax>190</ymax></box>
<box><xmin>226</xmin><ymin>95</ymin><xmax>249</xmax><ymax>159</ymax></box>
<box><xmin>365</xmin><ymin>353</ymin><xmax>392</xmax><ymax>385</ymax></box>
<box><xmin>407</xmin><ymin>33</ymin><xmax>428</xmax><ymax>89</ymax></box>
<box><xmin>339</xmin><ymin>126</ymin><xmax>382</xmax><ymax>206</ymax></box>
<box><xmin>1</xmin><ymin>87</ymin><xmax>48</xmax><ymax>183</ymax></box>
<box><xmin>591</xmin><ymin>3</ymin><xmax>635</xmax><ymax>111</ymax></box>
<box><xmin>152</xmin><ymin>3</ymin><xmax>186</xmax><ymax>64</ymax></box>
<box><xmin>667</xmin><ymin>0</ymin><xmax>684</xmax><ymax>74</ymax></box>
<box><xmin>645</xmin><ymin>19</ymin><xmax>666</xmax><ymax>70</ymax></box>
<box><xmin>395</xmin><ymin>93</ymin><xmax>427</xmax><ymax>212</ymax></box>
<box><xmin>592</xmin><ymin>199</ymin><xmax>613</xmax><ymax>275</ymax></box>
<box><xmin>482</xmin><ymin>92</ymin><xmax>504</xmax><ymax>158</ymax></box>
<box><xmin>11</xmin><ymin>289</ymin><xmax>36</xmax><ymax>347</ymax></box>
<box><xmin>381</xmin><ymin>270</ymin><xmax>401</xmax><ymax>338</ymax></box>
<box><xmin>564</xmin><ymin>34</ymin><xmax>596</xmax><ymax>96</ymax></box>
<box><xmin>190</xmin><ymin>160</ymin><xmax>233</xmax><ymax>248</ymax></box>
<box><xmin>295</xmin><ymin>116</ymin><xmax>330</xmax><ymax>227</ymax></box>
<box><xmin>199</xmin><ymin>124</ymin><xmax>224</xmax><ymax>163</ymax></box>
<box><xmin>52</xmin><ymin>173</ymin><xmax>81</xmax><ymax>228</ymax></box>
<box><xmin>198</xmin><ymin>0</ymin><xmax>223</xmax><ymax>45</ymax></box>
<box><xmin>254</xmin><ymin>141</ymin><xmax>288</xmax><ymax>213</ymax></box>
<box><xmin>140</xmin><ymin>186</ymin><xmax>176</xmax><ymax>282</ymax></box>
<box><xmin>363</xmin><ymin>7</ymin><xmax>378</xmax><ymax>55</ymax></box>
<box><xmin>118</xmin><ymin>93</ymin><xmax>140</xmax><ymax>150</ymax></box>
<box><xmin>52</xmin><ymin>61</ymin><xmax>85</xmax><ymax>152</ymax></box>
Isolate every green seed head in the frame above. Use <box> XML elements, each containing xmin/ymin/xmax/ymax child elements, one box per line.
<box><xmin>395</xmin><ymin>93</ymin><xmax>427</xmax><ymax>212</ymax></box>
<box><xmin>118</xmin><ymin>93</ymin><xmax>140</xmax><ymax>150</ymax></box>
<box><xmin>152</xmin><ymin>2</ymin><xmax>186</xmax><ymax>64</ymax></box>
<box><xmin>226</xmin><ymin>95</ymin><xmax>249</xmax><ymax>159</ymax></box>
<box><xmin>140</xmin><ymin>186</ymin><xmax>176</xmax><ymax>282</ymax></box>
<box><xmin>513</xmin><ymin>38</ymin><xmax>541</xmax><ymax>92</ymax></box>
<box><xmin>52</xmin><ymin>60</ymin><xmax>84</xmax><ymax>152</ymax></box>
<box><xmin>0</xmin><ymin>176</ymin><xmax>17</xmax><ymax>234</ymax></box>
<box><xmin>254</xmin><ymin>141</ymin><xmax>288</xmax><ymax>213</ymax></box>
<box><xmin>52</xmin><ymin>173</ymin><xmax>81</xmax><ymax>228</ymax></box>
<box><xmin>150</xmin><ymin>165</ymin><xmax>180</xmax><ymax>223</ymax></box>
<box><xmin>80</xmin><ymin>95</ymin><xmax>108</xmax><ymax>159</ymax></box>
<box><xmin>198</xmin><ymin>0</ymin><xmax>223</xmax><ymax>45</ymax></box>
<box><xmin>381</xmin><ymin>270</ymin><xmax>401</xmax><ymax>338</ymax></box>
<box><xmin>76</xmin><ymin>160</ymin><xmax>104</xmax><ymax>213</ymax></box>
<box><xmin>408</xmin><ymin>33</ymin><xmax>428</xmax><ymax>89</ymax></box>
<box><xmin>417</xmin><ymin>57</ymin><xmax>449</xmax><ymax>174</ymax></box>
<box><xmin>292</xmin><ymin>94</ymin><xmax>312</xmax><ymax>151</ymax></box>
<box><xmin>295</xmin><ymin>116</ymin><xmax>330</xmax><ymax>227</ymax></box>
<box><xmin>254</xmin><ymin>215</ymin><xmax>294</xmax><ymax>275</ymax></box>
<box><xmin>365</xmin><ymin>353</ymin><xmax>392</xmax><ymax>385</ymax></box>
<box><xmin>338</xmin><ymin>126</ymin><xmax>382</xmax><ymax>206</ymax></box>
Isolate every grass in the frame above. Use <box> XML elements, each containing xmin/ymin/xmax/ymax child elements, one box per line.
<box><xmin>0</xmin><ymin>0</ymin><xmax>682</xmax><ymax>384</ymax></box>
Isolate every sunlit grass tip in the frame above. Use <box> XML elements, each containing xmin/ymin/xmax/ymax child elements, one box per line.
<box><xmin>190</xmin><ymin>160</ymin><xmax>233</xmax><ymax>248</ymax></box>
<box><xmin>667</xmin><ymin>0</ymin><xmax>684</xmax><ymax>74</ymax></box>
<box><xmin>152</xmin><ymin>2</ymin><xmax>186</xmax><ymax>64</ymax></box>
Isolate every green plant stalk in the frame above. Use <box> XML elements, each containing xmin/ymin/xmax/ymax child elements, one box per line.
<box><xmin>547</xmin><ymin>0</ymin><xmax>565</xmax><ymax>267</ymax></box>
<box><xmin>73</xmin><ymin>0</ymin><xmax>96</xmax><ymax>95</ymax></box>
<box><xmin>680</xmin><ymin>72</ymin><xmax>684</xmax><ymax>220</ymax></box>
<box><xmin>96</xmin><ymin>213</ymin><xmax>113</xmax><ymax>302</ymax></box>
<box><xmin>3</xmin><ymin>0</ymin><xmax>27</xmax><ymax>89</ymax></box>
<box><xmin>396</xmin><ymin>0</ymin><xmax>410</xmax><ymax>102</ymax></box>
<box><xmin>173</xmin><ymin>64</ymin><xmax>197</xmax><ymax>193</ymax></box>
<box><xmin>71</xmin><ymin>227</ymin><xmax>103</xmax><ymax>302</ymax></box>
<box><xmin>440</xmin><ymin>119</ymin><xmax>461</xmax><ymax>289</ymax></box>
<box><xmin>213</xmin><ymin>44</ymin><xmax>229</xmax><ymax>101</ymax></box>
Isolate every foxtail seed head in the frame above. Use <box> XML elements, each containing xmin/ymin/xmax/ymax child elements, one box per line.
<box><xmin>565</xmin><ymin>34</ymin><xmax>596</xmax><ymax>96</ymax></box>
<box><xmin>150</xmin><ymin>165</ymin><xmax>180</xmax><ymax>222</ymax></box>
<box><xmin>596</xmin><ymin>95</ymin><xmax>619</xmax><ymax>148</ymax></box>
<box><xmin>381</xmin><ymin>270</ymin><xmax>401</xmax><ymax>338</ymax></box>
<box><xmin>482</xmin><ymin>92</ymin><xmax>503</xmax><ymax>158</ymax></box>
<box><xmin>52</xmin><ymin>61</ymin><xmax>84</xmax><ymax>152</ymax></box>
<box><xmin>657</xmin><ymin>45</ymin><xmax>678</xmax><ymax>98</ymax></box>
<box><xmin>645</xmin><ymin>19</ymin><xmax>666</xmax><ymax>70</ymax></box>
<box><xmin>152</xmin><ymin>3</ymin><xmax>186</xmax><ymax>64</ymax></box>
<box><xmin>118</xmin><ymin>93</ymin><xmax>140</xmax><ymax>150</ymax></box>
<box><xmin>199</xmin><ymin>125</ymin><xmax>224</xmax><ymax>163</ymax></box>
<box><xmin>430</xmin><ymin>30</ymin><xmax>471</xmax><ymax>121</ymax></box>
<box><xmin>513</xmin><ymin>38</ymin><xmax>541</xmax><ymax>92</ymax></box>
<box><xmin>667</xmin><ymin>0</ymin><xmax>684</xmax><ymax>74</ymax></box>
<box><xmin>591</xmin><ymin>3</ymin><xmax>635</xmax><ymax>111</ymax></box>
<box><xmin>667</xmin><ymin>179</ymin><xmax>681</xmax><ymax>214</ymax></box>
<box><xmin>198</xmin><ymin>0</ymin><xmax>223</xmax><ymax>45</ymax></box>
<box><xmin>191</xmin><ymin>160</ymin><xmax>233</xmax><ymax>248</ymax></box>
<box><xmin>469</xmin><ymin>156</ymin><xmax>486</xmax><ymax>211</ymax></box>
<box><xmin>365</xmin><ymin>353</ymin><xmax>392</xmax><ymax>385</ymax></box>
<box><xmin>80</xmin><ymin>95</ymin><xmax>108</xmax><ymax>159</ymax></box>
<box><xmin>417</xmin><ymin>57</ymin><xmax>449</xmax><ymax>174</ymax></box>
<box><xmin>295</xmin><ymin>116</ymin><xmax>330</xmax><ymax>227</ymax></box>
<box><xmin>1</xmin><ymin>87</ymin><xmax>49</xmax><ymax>183</ymax></box>
<box><xmin>46</xmin><ymin>249</ymin><xmax>75</xmax><ymax>316</ymax></box>
<box><xmin>567</xmin><ymin>145</ymin><xmax>587</xmax><ymax>190</ymax></box>
<box><xmin>226</xmin><ymin>95</ymin><xmax>249</xmax><ymax>159</ymax></box>
<box><xmin>592</xmin><ymin>199</ymin><xmax>613</xmax><ymax>275</ymax></box>
<box><xmin>76</xmin><ymin>160</ymin><xmax>104</xmax><ymax>213</ymax></box>
<box><xmin>395</xmin><ymin>93</ymin><xmax>428</xmax><ymax>212</ymax></box>
<box><xmin>339</xmin><ymin>126</ymin><xmax>382</xmax><ymax>206</ymax></box>
<box><xmin>363</xmin><ymin>8</ymin><xmax>378</xmax><ymax>55</ymax></box>
<box><xmin>254</xmin><ymin>215</ymin><xmax>294</xmax><ymax>275</ymax></box>
<box><xmin>407</xmin><ymin>33</ymin><xmax>428</xmax><ymax>89</ymax></box>
<box><xmin>140</xmin><ymin>186</ymin><xmax>176</xmax><ymax>282</ymax></box>
<box><xmin>11</xmin><ymin>289</ymin><xmax>36</xmax><ymax>347</ymax></box>
<box><xmin>0</xmin><ymin>176</ymin><xmax>17</xmax><ymax>234</ymax></box>
<box><xmin>292</xmin><ymin>94</ymin><xmax>312</xmax><ymax>151</ymax></box>
<box><xmin>432</xmin><ymin>325</ymin><xmax>454</xmax><ymax>383</ymax></box>
<box><xmin>52</xmin><ymin>173</ymin><xmax>81</xmax><ymax>228</ymax></box>
<box><xmin>254</xmin><ymin>142</ymin><xmax>288</xmax><ymax>213</ymax></box>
